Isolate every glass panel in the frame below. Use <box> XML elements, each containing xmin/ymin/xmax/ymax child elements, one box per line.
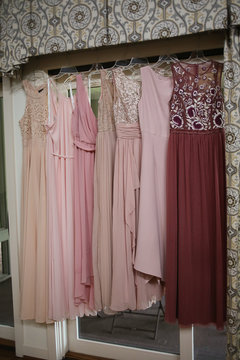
<box><xmin>78</xmin><ymin>299</ymin><xmax>180</xmax><ymax>354</ymax></box>
<box><xmin>0</xmin><ymin>95</ymin><xmax>14</xmax><ymax>327</ymax></box>
<box><xmin>194</xmin><ymin>325</ymin><xmax>226</xmax><ymax>360</ymax></box>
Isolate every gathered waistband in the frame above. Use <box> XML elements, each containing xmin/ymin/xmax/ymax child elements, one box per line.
<box><xmin>170</xmin><ymin>128</ymin><xmax>224</xmax><ymax>135</ymax></box>
<box><xmin>116</xmin><ymin>123</ymin><xmax>141</xmax><ymax>140</ymax></box>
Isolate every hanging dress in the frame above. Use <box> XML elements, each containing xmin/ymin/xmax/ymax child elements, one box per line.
<box><xmin>47</xmin><ymin>80</ymin><xmax>78</xmax><ymax>320</ymax></box>
<box><xmin>92</xmin><ymin>70</ymin><xmax>116</xmax><ymax>313</ymax></box>
<box><xmin>72</xmin><ymin>74</ymin><xmax>97</xmax><ymax>313</ymax></box>
<box><xmin>19</xmin><ymin>80</ymin><xmax>48</xmax><ymax>323</ymax></box>
<box><xmin>165</xmin><ymin>60</ymin><xmax>226</xmax><ymax>329</ymax></box>
<box><xmin>135</xmin><ymin>66</ymin><xmax>173</xmax><ymax>284</ymax></box>
<box><xmin>111</xmin><ymin>69</ymin><xmax>162</xmax><ymax>312</ymax></box>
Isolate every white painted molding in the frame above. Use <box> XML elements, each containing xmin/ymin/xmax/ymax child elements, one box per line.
<box><xmin>47</xmin><ymin>321</ymin><xmax>68</xmax><ymax>360</ymax></box>
<box><xmin>0</xmin><ymin>325</ymin><xmax>15</xmax><ymax>341</ymax></box>
<box><xmin>23</xmin><ymin>346</ymin><xmax>48</xmax><ymax>359</ymax></box>
<box><xmin>2</xmin><ymin>76</ymin><xmax>24</xmax><ymax>356</ymax></box>
<box><xmin>180</xmin><ymin>326</ymin><xmax>194</xmax><ymax>360</ymax></box>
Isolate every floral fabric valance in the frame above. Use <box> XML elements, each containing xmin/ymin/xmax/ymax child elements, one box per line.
<box><xmin>1</xmin><ymin>0</ymin><xmax>240</xmax><ymax>74</ymax></box>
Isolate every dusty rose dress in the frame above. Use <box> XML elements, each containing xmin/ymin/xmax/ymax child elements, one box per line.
<box><xmin>72</xmin><ymin>75</ymin><xmax>97</xmax><ymax>313</ymax></box>
<box><xmin>19</xmin><ymin>80</ymin><xmax>48</xmax><ymax>323</ymax></box>
<box><xmin>135</xmin><ymin>66</ymin><xmax>173</xmax><ymax>283</ymax></box>
<box><xmin>165</xmin><ymin>61</ymin><xmax>226</xmax><ymax>329</ymax></box>
<box><xmin>46</xmin><ymin>80</ymin><xmax>77</xmax><ymax>320</ymax></box>
<box><xmin>92</xmin><ymin>70</ymin><xmax>116</xmax><ymax>313</ymax></box>
<box><xmin>111</xmin><ymin>69</ymin><xmax>162</xmax><ymax>312</ymax></box>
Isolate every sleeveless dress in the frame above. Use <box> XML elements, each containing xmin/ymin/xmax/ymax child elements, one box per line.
<box><xmin>135</xmin><ymin>66</ymin><xmax>173</xmax><ymax>283</ymax></box>
<box><xmin>165</xmin><ymin>60</ymin><xmax>226</xmax><ymax>329</ymax></box>
<box><xmin>19</xmin><ymin>80</ymin><xmax>48</xmax><ymax>323</ymax></box>
<box><xmin>92</xmin><ymin>70</ymin><xmax>116</xmax><ymax>313</ymax></box>
<box><xmin>111</xmin><ymin>68</ymin><xmax>162</xmax><ymax>311</ymax></box>
<box><xmin>72</xmin><ymin>74</ymin><xmax>97</xmax><ymax>313</ymax></box>
<box><xmin>46</xmin><ymin>80</ymin><xmax>77</xmax><ymax>320</ymax></box>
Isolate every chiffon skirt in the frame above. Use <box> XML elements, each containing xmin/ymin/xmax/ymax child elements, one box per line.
<box><xmin>92</xmin><ymin>129</ymin><xmax>116</xmax><ymax>312</ymax></box>
<box><xmin>165</xmin><ymin>129</ymin><xmax>226</xmax><ymax>329</ymax></box>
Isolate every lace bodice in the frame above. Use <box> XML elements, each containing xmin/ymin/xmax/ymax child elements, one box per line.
<box><xmin>98</xmin><ymin>70</ymin><xmax>115</xmax><ymax>132</ymax></box>
<box><xmin>19</xmin><ymin>80</ymin><xmax>48</xmax><ymax>141</ymax></box>
<box><xmin>113</xmin><ymin>68</ymin><xmax>141</xmax><ymax>125</ymax></box>
<box><xmin>170</xmin><ymin>60</ymin><xmax>224</xmax><ymax>131</ymax></box>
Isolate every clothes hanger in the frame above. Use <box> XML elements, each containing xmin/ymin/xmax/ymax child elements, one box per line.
<box><xmin>51</xmin><ymin>66</ymin><xmax>78</xmax><ymax>80</ymax></box>
<box><xmin>185</xmin><ymin>50</ymin><xmax>209</xmax><ymax>64</ymax></box>
<box><xmin>121</xmin><ymin>57</ymin><xmax>149</xmax><ymax>72</ymax></box>
<box><xmin>151</xmin><ymin>54</ymin><xmax>178</xmax><ymax>69</ymax></box>
<box><xmin>151</xmin><ymin>54</ymin><xmax>178</xmax><ymax>76</ymax></box>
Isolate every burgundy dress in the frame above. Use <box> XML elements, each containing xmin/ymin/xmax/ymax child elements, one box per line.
<box><xmin>165</xmin><ymin>60</ymin><xmax>226</xmax><ymax>329</ymax></box>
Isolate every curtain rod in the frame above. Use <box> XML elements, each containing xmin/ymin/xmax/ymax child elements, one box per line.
<box><xmin>48</xmin><ymin>47</ymin><xmax>224</xmax><ymax>76</ymax></box>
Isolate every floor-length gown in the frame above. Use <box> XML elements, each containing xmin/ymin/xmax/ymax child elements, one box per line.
<box><xmin>111</xmin><ymin>69</ymin><xmax>162</xmax><ymax>312</ymax></box>
<box><xmin>72</xmin><ymin>75</ymin><xmax>97</xmax><ymax>312</ymax></box>
<box><xmin>135</xmin><ymin>66</ymin><xmax>173</xmax><ymax>283</ymax></box>
<box><xmin>92</xmin><ymin>70</ymin><xmax>116</xmax><ymax>313</ymax></box>
<box><xmin>47</xmin><ymin>81</ymin><xmax>77</xmax><ymax>320</ymax></box>
<box><xmin>165</xmin><ymin>60</ymin><xmax>226</xmax><ymax>329</ymax></box>
<box><xmin>19</xmin><ymin>80</ymin><xmax>48</xmax><ymax>323</ymax></box>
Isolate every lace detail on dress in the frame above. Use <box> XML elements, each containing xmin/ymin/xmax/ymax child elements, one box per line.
<box><xmin>170</xmin><ymin>61</ymin><xmax>224</xmax><ymax>131</ymax></box>
<box><xmin>98</xmin><ymin>70</ymin><xmax>115</xmax><ymax>132</ymax></box>
<box><xmin>113</xmin><ymin>68</ymin><xmax>141</xmax><ymax>125</ymax></box>
<box><xmin>19</xmin><ymin>80</ymin><xmax>48</xmax><ymax>141</ymax></box>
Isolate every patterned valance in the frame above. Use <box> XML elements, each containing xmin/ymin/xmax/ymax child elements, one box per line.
<box><xmin>1</xmin><ymin>0</ymin><xmax>240</xmax><ymax>74</ymax></box>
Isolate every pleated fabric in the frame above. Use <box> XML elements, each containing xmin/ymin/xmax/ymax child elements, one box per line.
<box><xmin>135</xmin><ymin>66</ymin><xmax>173</xmax><ymax>283</ymax></box>
<box><xmin>92</xmin><ymin>70</ymin><xmax>116</xmax><ymax>313</ymax></box>
<box><xmin>111</xmin><ymin>69</ymin><xmax>162</xmax><ymax>312</ymax></box>
<box><xmin>72</xmin><ymin>74</ymin><xmax>97</xmax><ymax>313</ymax></box>
<box><xmin>165</xmin><ymin>61</ymin><xmax>226</xmax><ymax>329</ymax></box>
<box><xmin>47</xmin><ymin>81</ymin><xmax>78</xmax><ymax>320</ymax></box>
<box><xmin>19</xmin><ymin>80</ymin><xmax>49</xmax><ymax>323</ymax></box>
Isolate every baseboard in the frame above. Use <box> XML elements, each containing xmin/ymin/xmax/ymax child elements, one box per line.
<box><xmin>65</xmin><ymin>351</ymin><xmax>114</xmax><ymax>360</ymax></box>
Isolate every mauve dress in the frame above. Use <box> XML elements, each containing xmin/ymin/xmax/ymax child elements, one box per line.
<box><xmin>165</xmin><ymin>61</ymin><xmax>226</xmax><ymax>329</ymax></box>
<box><xmin>19</xmin><ymin>80</ymin><xmax>48</xmax><ymax>323</ymax></box>
<box><xmin>72</xmin><ymin>74</ymin><xmax>97</xmax><ymax>313</ymax></box>
<box><xmin>135</xmin><ymin>66</ymin><xmax>173</xmax><ymax>285</ymax></box>
<box><xmin>111</xmin><ymin>68</ymin><xmax>162</xmax><ymax>311</ymax></box>
<box><xmin>92</xmin><ymin>70</ymin><xmax>116</xmax><ymax>313</ymax></box>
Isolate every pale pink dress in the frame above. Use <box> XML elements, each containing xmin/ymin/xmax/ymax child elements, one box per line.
<box><xmin>19</xmin><ymin>80</ymin><xmax>48</xmax><ymax>323</ymax></box>
<box><xmin>47</xmin><ymin>81</ymin><xmax>78</xmax><ymax>320</ymax></box>
<box><xmin>111</xmin><ymin>69</ymin><xmax>162</xmax><ymax>312</ymax></box>
<box><xmin>72</xmin><ymin>75</ymin><xmax>97</xmax><ymax>312</ymax></box>
<box><xmin>135</xmin><ymin>67</ymin><xmax>173</xmax><ymax>282</ymax></box>
<box><xmin>92</xmin><ymin>70</ymin><xmax>116</xmax><ymax>313</ymax></box>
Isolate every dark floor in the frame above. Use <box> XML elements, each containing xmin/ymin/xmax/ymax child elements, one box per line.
<box><xmin>0</xmin><ymin>278</ymin><xmax>14</xmax><ymax>327</ymax></box>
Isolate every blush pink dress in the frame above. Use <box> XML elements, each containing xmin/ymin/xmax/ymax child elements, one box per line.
<box><xmin>111</xmin><ymin>69</ymin><xmax>162</xmax><ymax>312</ymax></box>
<box><xmin>92</xmin><ymin>70</ymin><xmax>116</xmax><ymax>313</ymax></box>
<box><xmin>72</xmin><ymin>74</ymin><xmax>97</xmax><ymax>312</ymax></box>
<box><xmin>135</xmin><ymin>67</ymin><xmax>173</xmax><ymax>284</ymax></box>
<box><xmin>46</xmin><ymin>80</ymin><xmax>77</xmax><ymax>320</ymax></box>
<box><xmin>19</xmin><ymin>80</ymin><xmax>48</xmax><ymax>323</ymax></box>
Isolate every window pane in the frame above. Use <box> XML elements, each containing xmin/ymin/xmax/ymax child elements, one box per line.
<box><xmin>78</xmin><ymin>299</ymin><xmax>180</xmax><ymax>354</ymax></box>
<box><xmin>194</xmin><ymin>325</ymin><xmax>226</xmax><ymax>360</ymax></box>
